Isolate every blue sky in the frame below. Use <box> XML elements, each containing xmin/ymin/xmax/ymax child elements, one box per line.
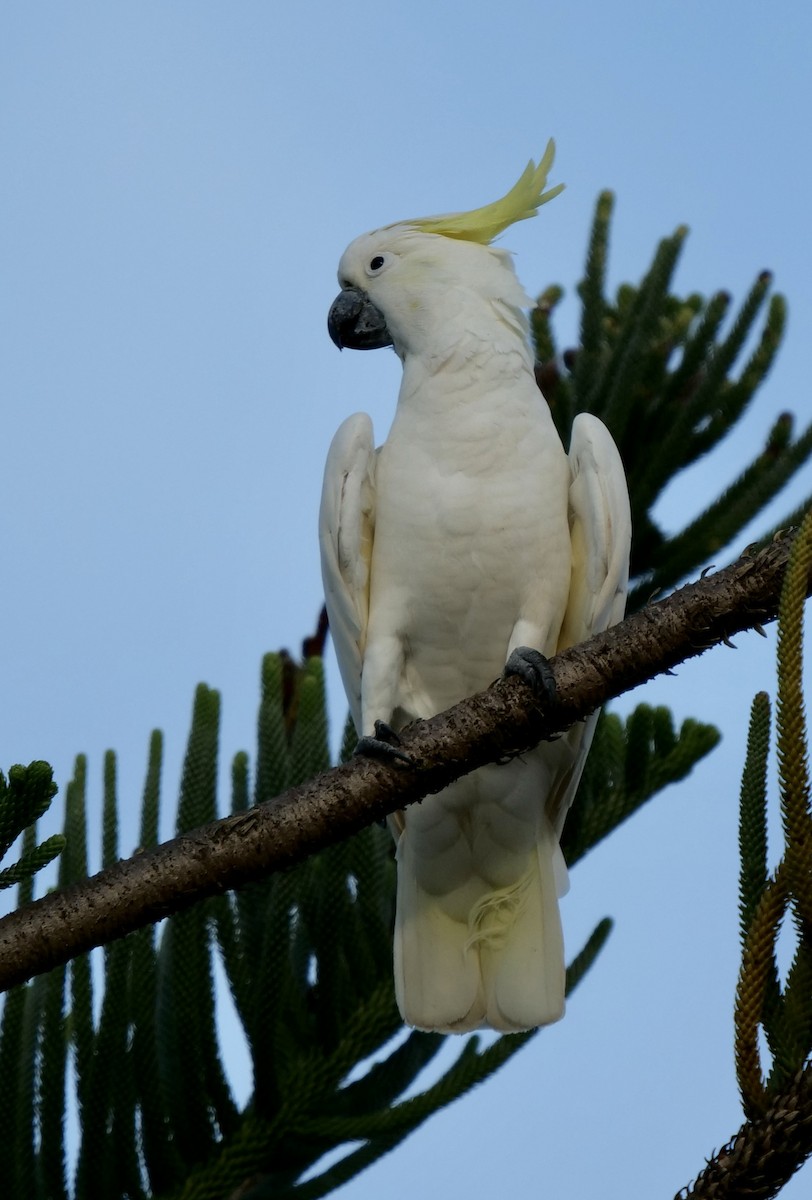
<box><xmin>1</xmin><ymin>2</ymin><xmax>811</xmax><ymax>1196</ymax></box>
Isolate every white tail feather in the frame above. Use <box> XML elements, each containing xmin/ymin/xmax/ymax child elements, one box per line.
<box><xmin>394</xmin><ymin>817</ymin><xmax>565</xmax><ymax>1033</ymax></box>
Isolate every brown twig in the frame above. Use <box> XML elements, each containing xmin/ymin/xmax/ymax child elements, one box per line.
<box><xmin>0</xmin><ymin>530</ymin><xmax>807</xmax><ymax>995</ymax></box>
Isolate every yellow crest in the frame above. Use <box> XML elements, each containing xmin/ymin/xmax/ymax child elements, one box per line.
<box><xmin>406</xmin><ymin>139</ymin><xmax>564</xmax><ymax>245</ymax></box>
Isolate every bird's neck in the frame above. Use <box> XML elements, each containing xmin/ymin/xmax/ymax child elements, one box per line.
<box><xmin>397</xmin><ymin>301</ymin><xmax>535</xmax><ymax>406</ymax></box>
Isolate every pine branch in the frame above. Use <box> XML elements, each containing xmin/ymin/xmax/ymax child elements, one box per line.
<box><xmin>0</xmin><ymin>527</ymin><xmax>808</xmax><ymax>995</ymax></box>
<box><xmin>677</xmin><ymin>1061</ymin><xmax>812</xmax><ymax>1200</ymax></box>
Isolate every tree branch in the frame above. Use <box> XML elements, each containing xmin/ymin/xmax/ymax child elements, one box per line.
<box><xmin>0</xmin><ymin>530</ymin><xmax>807</xmax><ymax>994</ymax></box>
<box><xmin>677</xmin><ymin>1061</ymin><xmax>812</xmax><ymax>1200</ymax></box>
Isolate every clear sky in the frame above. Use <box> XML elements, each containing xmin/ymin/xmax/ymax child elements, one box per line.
<box><xmin>1</xmin><ymin>2</ymin><xmax>811</xmax><ymax>1197</ymax></box>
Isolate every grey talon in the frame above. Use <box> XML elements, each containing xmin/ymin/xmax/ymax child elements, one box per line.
<box><xmin>373</xmin><ymin>720</ymin><xmax>402</xmax><ymax>745</ymax></box>
<box><xmin>355</xmin><ymin>720</ymin><xmax>414</xmax><ymax>766</ymax></box>
<box><xmin>504</xmin><ymin>646</ymin><xmax>557</xmax><ymax>702</ymax></box>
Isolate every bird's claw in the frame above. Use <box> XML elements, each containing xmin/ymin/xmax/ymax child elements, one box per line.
<box><xmin>504</xmin><ymin>646</ymin><xmax>556</xmax><ymax>704</ymax></box>
<box><xmin>355</xmin><ymin>720</ymin><xmax>414</xmax><ymax>767</ymax></box>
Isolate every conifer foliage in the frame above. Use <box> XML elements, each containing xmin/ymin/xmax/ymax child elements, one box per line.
<box><xmin>734</xmin><ymin>510</ymin><xmax>812</xmax><ymax>1121</ymax></box>
<box><xmin>680</xmin><ymin>510</ymin><xmax>812</xmax><ymax>1200</ymax></box>
<box><xmin>533</xmin><ymin>191</ymin><xmax>808</xmax><ymax>609</ymax></box>
<box><xmin>1</xmin><ymin>196</ymin><xmax>810</xmax><ymax>1198</ymax></box>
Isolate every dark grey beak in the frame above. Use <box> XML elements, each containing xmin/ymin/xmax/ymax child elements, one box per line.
<box><xmin>327</xmin><ymin>287</ymin><xmax>393</xmax><ymax>351</ymax></box>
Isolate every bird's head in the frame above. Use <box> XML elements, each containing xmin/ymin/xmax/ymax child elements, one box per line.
<box><xmin>327</xmin><ymin>140</ymin><xmax>564</xmax><ymax>361</ymax></box>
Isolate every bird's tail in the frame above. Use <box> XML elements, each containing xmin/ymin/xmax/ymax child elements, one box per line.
<box><xmin>393</xmin><ymin>816</ymin><xmax>565</xmax><ymax>1033</ymax></box>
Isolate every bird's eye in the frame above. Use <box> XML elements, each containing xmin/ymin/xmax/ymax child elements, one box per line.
<box><xmin>365</xmin><ymin>252</ymin><xmax>391</xmax><ymax>278</ymax></box>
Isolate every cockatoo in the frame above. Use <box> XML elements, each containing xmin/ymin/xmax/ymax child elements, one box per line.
<box><xmin>320</xmin><ymin>141</ymin><xmax>631</xmax><ymax>1034</ymax></box>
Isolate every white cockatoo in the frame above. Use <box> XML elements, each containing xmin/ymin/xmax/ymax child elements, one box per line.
<box><xmin>320</xmin><ymin>141</ymin><xmax>631</xmax><ymax>1034</ymax></box>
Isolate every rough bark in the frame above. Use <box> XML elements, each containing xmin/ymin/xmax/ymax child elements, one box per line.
<box><xmin>0</xmin><ymin>530</ymin><xmax>807</xmax><ymax>995</ymax></box>
<box><xmin>678</xmin><ymin>1063</ymin><xmax>812</xmax><ymax>1200</ymax></box>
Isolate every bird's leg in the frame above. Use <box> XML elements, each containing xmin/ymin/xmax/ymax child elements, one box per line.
<box><xmin>504</xmin><ymin>646</ymin><xmax>557</xmax><ymax>705</ymax></box>
<box><xmin>355</xmin><ymin>720</ymin><xmax>414</xmax><ymax>766</ymax></box>
<box><xmin>356</xmin><ymin>634</ymin><xmax>413</xmax><ymax>765</ymax></box>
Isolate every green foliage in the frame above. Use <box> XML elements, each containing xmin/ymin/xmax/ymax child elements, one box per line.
<box><xmin>0</xmin><ymin>761</ymin><xmax>63</xmax><ymax>892</ymax></box>
<box><xmin>0</xmin><ymin>657</ymin><xmax>617</xmax><ymax>1199</ymax></box>
<box><xmin>562</xmin><ymin>705</ymin><xmax>720</xmax><ymax>868</ymax></box>
<box><xmin>735</xmin><ymin>509</ymin><xmax>812</xmax><ymax>1119</ymax></box>
<box><xmin>532</xmin><ymin>191</ymin><xmax>811</xmax><ymax>611</ymax></box>
<box><xmin>0</xmin><ymin>651</ymin><xmax>724</xmax><ymax>1199</ymax></box>
<box><xmin>0</xmin><ymin>767</ymin><xmax>64</xmax><ymax>1194</ymax></box>
<box><xmin>1</xmin><ymin>196</ymin><xmax>806</xmax><ymax>1198</ymax></box>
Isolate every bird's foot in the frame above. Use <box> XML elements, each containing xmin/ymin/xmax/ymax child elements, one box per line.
<box><xmin>504</xmin><ymin>647</ymin><xmax>557</xmax><ymax>704</ymax></box>
<box><xmin>355</xmin><ymin>720</ymin><xmax>414</xmax><ymax>767</ymax></box>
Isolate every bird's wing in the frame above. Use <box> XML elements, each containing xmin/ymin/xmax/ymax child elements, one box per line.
<box><xmin>318</xmin><ymin>412</ymin><xmax>377</xmax><ymax>733</ymax></box>
<box><xmin>559</xmin><ymin>412</ymin><xmax>631</xmax><ymax>652</ymax></box>
<box><xmin>544</xmin><ymin>412</ymin><xmax>632</xmax><ymax>839</ymax></box>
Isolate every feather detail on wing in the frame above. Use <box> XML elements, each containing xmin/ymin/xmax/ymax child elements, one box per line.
<box><xmin>318</xmin><ymin>413</ymin><xmax>377</xmax><ymax>732</ymax></box>
<box><xmin>559</xmin><ymin>412</ymin><xmax>631</xmax><ymax>650</ymax></box>
<box><xmin>544</xmin><ymin>413</ymin><xmax>632</xmax><ymax>839</ymax></box>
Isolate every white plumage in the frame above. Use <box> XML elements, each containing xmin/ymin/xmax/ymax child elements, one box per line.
<box><xmin>320</xmin><ymin>145</ymin><xmax>631</xmax><ymax>1032</ymax></box>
